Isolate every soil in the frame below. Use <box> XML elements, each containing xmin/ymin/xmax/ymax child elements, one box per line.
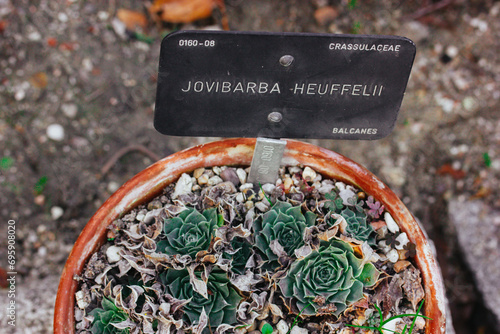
<box><xmin>0</xmin><ymin>0</ymin><xmax>499</xmax><ymax>333</ymax></box>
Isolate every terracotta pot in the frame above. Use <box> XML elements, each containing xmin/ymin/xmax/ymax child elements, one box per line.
<box><xmin>54</xmin><ymin>138</ymin><xmax>446</xmax><ymax>333</ymax></box>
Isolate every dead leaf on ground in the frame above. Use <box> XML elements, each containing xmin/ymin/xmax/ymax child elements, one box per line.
<box><xmin>29</xmin><ymin>72</ymin><xmax>48</xmax><ymax>89</ymax></box>
<box><xmin>148</xmin><ymin>0</ymin><xmax>228</xmax><ymax>29</ymax></box>
<box><xmin>117</xmin><ymin>9</ymin><xmax>148</xmax><ymax>30</ymax></box>
<box><xmin>402</xmin><ymin>266</ymin><xmax>425</xmax><ymax>311</ymax></box>
<box><xmin>436</xmin><ymin>164</ymin><xmax>465</xmax><ymax>179</ymax></box>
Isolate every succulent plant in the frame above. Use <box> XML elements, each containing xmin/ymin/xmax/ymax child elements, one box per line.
<box><xmin>336</xmin><ymin>207</ymin><xmax>373</xmax><ymax>242</ymax></box>
<box><xmin>225</xmin><ymin>237</ymin><xmax>253</xmax><ymax>275</ymax></box>
<box><xmin>254</xmin><ymin>201</ymin><xmax>317</xmax><ymax>270</ymax></box>
<box><xmin>160</xmin><ymin>268</ymin><xmax>243</xmax><ymax>330</ymax></box>
<box><xmin>279</xmin><ymin>239</ymin><xmax>380</xmax><ymax>317</ymax></box>
<box><xmin>90</xmin><ymin>296</ymin><xmax>130</xmax><ymax>334</ymax></box>
<box><xmin>157</xmin><ymin>207</ymin><xmax>218</xmax><ymax>258</ymax></box>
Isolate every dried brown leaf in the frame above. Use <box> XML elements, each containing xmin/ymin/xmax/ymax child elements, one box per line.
<box><xmin>117</xmin><ymin>9</ymin><xmax>148</xmax><ymax>30</ymax></box>
<box><xmin>149</xmin><ymin>0</ymin><xmax>215</xmax><ymax>24</ymax></box>
<box><xmin>402</xmin><ymin>266</ymin><xmax>425</xmax><ymax>311</ymax></box>
<box><xmin>29</xmin><ymin>72</ymin><xmax>48</xmax><ymax>89</ymax></box>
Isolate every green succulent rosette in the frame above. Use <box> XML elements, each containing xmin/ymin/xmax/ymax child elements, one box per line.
<box><xmin>254</xmin><ymin>201</ymin><xmax>317</xmax><ymax>270</ymax></box>
<box><xmin>157</xmin><ymin>207</ymin><xmax>217</xmax><ymax>258</ymax></box>
<box><xmin>160</xmin><ymin>268</ymin><xmax>242</xmax><ymax>330</ymax></box>
<box><xmin>333</xmin><ymin>207</ymin><xmax>374</xmax><ymax>242</ymax></box>
<box><xmin>90</xmin><ymin>296</ymin><xmax>130</xmax><ymax>334</ymax></box>
<box><xmin>224</xmin><ymin>237</ymin><xmax>253</xmax><ymax>275</ymax></box>
<box><xmin>279</xmin><ymin>239</ymin><xmax>380</xmax><ymax>317</ymax></box>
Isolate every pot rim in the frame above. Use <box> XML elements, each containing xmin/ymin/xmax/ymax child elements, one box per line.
<box><xmin>54</xmin><ymin>138</ymin><xmax>446</xmax><ymax>334</ymax></box>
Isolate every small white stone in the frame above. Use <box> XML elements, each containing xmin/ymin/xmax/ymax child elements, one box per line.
<box><xmin>288</xmin><ymin>166</ymin><xmax>302</xmax><ymax>174</ymax></box>
<box><xmin>236</xmin><ymin>193</ymin><xmax>245</xmax><ymax>203</ymax></box>
<box><xmin>61</xmin><ymin>103</ymin><xmax>78</xmax><ymax>118</ymax></box>
<box><xmin>14</xmin><ymin>89</ymin><xmax>25</xmax><ymax>101</ymax></box>
<box><xmin>381</xmin><ymin>317</ymin><xmax>399</xmax><ymax>334</ymax></box>
<box><xmin>75</xmin><ymin>291</ymin><xmax>88</xmax><ymax>309</ymax></box>
<box><xmin>336</xmin><ymin>182</ymin><xmax>356</xmax><ymax>205</ymax></box>
<box><xmin>28</xmin><ymin>30</ymin><xmax>41</xmax><ymax>41</ymax></box>
<box><xmin>50</xmin><ymin>206</ymin><xmax>64</xmax><ymax>220</ymax></box>
<box><xmin>198</xmin><ymin>173</ymin><xmax>209</xmax><ymax>185</ymax></box>
<box><xmin>276</xmin><ymin>320</ymin><xmax>289</xmax><ymax>334</ymax></box>
<box><xmin>58</xmin><ymin>12</ymin><xmax>69</xmax><ymax>22</ymax></box>
<box><xmin>212</xmin><ymin>166</ymin><xmax>222</xmax><ymax>175</ymax></box>
<box><xmin>446</xmin><ymin>45</ymin><xmax>459</xmax><ymax>58</ymax></box>
<box><xmin>136</xmin><ymin>212</ymin><xmax>145</xmax><ymax>221</ymax></box>
<box><xmin>387</xmin><ymin>249</ymin><xmax>399</xmax><ymax>263</ymax></box>
<box><xmin>97</xmin><ymin>11</ymin><xmax>109</xmax><ymax>21</ymax></box>
<box><xmin>302</xmin><ymin>167</ymin><xmax>317</xmax><ymax>182</ymax></box>
<box><xmin>47</xmin><ymin>124</ymin><xmax>65</xmax><ymax>141</ymax></box>
<box><xmin>106</xmin><ymin>246</ymin><xmax>122</xmax><ymax>263</ymax></box>
<box><xmin>107</xmin><ymin>181</ymin><xmax>120</xmax><ymax>193</ymax></box>
<box><xmin>395</xmin><ymin>232</ymin><xmax>409</xmax><ymax>250</ymax></box>
<box><xmin>255</xmin><ymin>201</ymin><xmax>269</xmax><ymax>212</ymax></box>
<box><xmin>236</xmin><ymin>168</ymin><xmax>247</xmax><ymax>184</ymax></box>
<box><xmin>261</xmin><ymin>183</ymin><xmax>275</xmax><ymax>194</ymax></box>
<box><xmin>245</xmin><ymin>201</ymin><xmax>254</xmax><ymax>210</ymax></box>
<box><xmin>384</xmin><ymin>212</ymin><xmax>400</xmax><ymax>233</ymax></box>
<box><xmin>290</xmin><ymin>326</ymin><xmax>308</xmax><ymax>334</ymax></box>
<box><xmin>208</xmin><ymin>175</ymin><xmax>223</xmax><ymax>186</ymax></box>
<box><xmin>318</xmin><ymin>181</ymin><xmax>335</xmax><ymax>194</ymax></box>
<box><xmin>240</xmin><ymin>183</ymin><xmax>254</xmax><ymax>191</ymax></box>
<box><xmin>172</xmin><ymin>173</ymin><xmax>193</xmax><ymax>199</ymax></box>
<box><xmin>414</xmin><ymin>316</ymin><xmax>426</xmax><ymax>330</ymax></box>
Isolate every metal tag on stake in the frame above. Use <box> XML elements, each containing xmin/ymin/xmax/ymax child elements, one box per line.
<box><xmin>248</xmin><ymin>138</ymin><xmax>286</xmax><ymax>185</ymax></box>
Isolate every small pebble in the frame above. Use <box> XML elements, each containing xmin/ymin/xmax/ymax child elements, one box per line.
<box><xmin>107</xmin><ymin>181</ymin><xmax>120</xmax><ymax>193</ymax></box>
<box><xmin>283</xmin><ymin>176</ymin><xmax>293</xmax><ymax>191</ymax></box>
<box><xmin>212</xmin><ymin>166</ymin><xmax>222</xmax><ymax>175</ymax></box>
<box><xmin>106</xmin><ymin>246</ymin><xmax>122</xmax><ymax>263</ymax></box>
<box><xmin>395</xmin><ymin>232</ymin><xmax>409</xmax><ymax>250</ymax></box>
<box><xmin>302</xmin><ymin>167</ymin><xmax>317</xmax><ymax>182</ymax></box>
<box><xmin>240</xmin><ymin>183</ymin><xmax>254</xmax><ymax>191</ymax></box>
<box><xmin>255</xmin><ymin>201</ymin><xmax>269</xmax><ymax>212</ymax></box>
<box><xmin>236</xmin><ymin>168</ymin><xmax>247</xmax><ymax>184</ymax></box>
<box><xmin>262</xmin><ymin>183</ymin><xmax>275</xmax><ymax>194</ymax></box>
<box><xmin>198</xmin><ymin>173</ymin><xmax>209</xmax><ymax>185</ymax></box>
<box><xmin>290</xmin><ymin>326</ymin><xmax>308</xmax><ymax>334</ymax></box>
<box><xmin>193</xmin><ymin>167</ymin><xmax>205</xmax><ymax>179</ymax></box>
<box><xmin>236</xmin><ymin>193</ymin><xmax>245</xmax><ymax>203</ymax></box>
<box><xmin>50</xmin><ymin>206</ymin><xmax>64</xmax><ymax>220</ymax></box>
<box><xmin>208</xmin><ymin>175</ymin><xmax>223</xmax><ymax>186</ymax></box>
<box><xmin>288</xmin><ymin>166</ymin><xmax>302</xmax><ymax>174</ymax></box>
<box><xmin>245</xmin><ymin>201</ymin><xmax>254</xmax><ymax>210</ymax></box>
<box><xmin>220</xmin><ymin>168</ymin><xmax>240</xmax><ymax>186</ymax></box>
<box><xmin>172</xmin><ymin>173</ymin><xmax>193</xmax><ymax>199</ymax></box>
<box><xmin>61</xmin><ymin>103</ymin><xmax>78</xmax><ymax>118</ymax></box>
<box><xmin>34</xmin><ymin>194</ymin><xmax>45</xmax><ymax>206</ymax></box>
<box><xmin>277</xmin><ymin>320</ymin><xmax>289</xmax><ymax>334</ymax></box>
<box><xmin>394</xmin><ymin>260</ymin><xmax>411</xmax><ymax>273</ymax></box>
<box><xmin>384</xmin><ymin>212</ymin><xmax>400</xmax><ymax>233</ymax></box>
<box><xmin>75</xmin><ymin>291</ymin><xmax>89</xmax><ymax>309</ymax></box>
<box><xmin>387</xmin><ymin>249</ymin><xmax>399</xmax><ymax>263</ymax></box>
<box><xmin>47</xmin><ymin>124</ymin><xmax>65</xmax><ymax>141</ymax></box>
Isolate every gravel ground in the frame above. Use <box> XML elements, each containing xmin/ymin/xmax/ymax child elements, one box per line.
<box><xmin>0</xmin><ymin>0</ymin><xmax>499</xmax><ymax>333</ymax></box>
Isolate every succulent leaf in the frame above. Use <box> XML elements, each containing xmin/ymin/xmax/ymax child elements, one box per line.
<box><xmin>90</xmin><ymin>296</ymin><xmax>130</xmax><ymax>334</ymax></box>
<box><xmin>254</xmin><ymin>201</ymin><xmax>317</xmax><ymax>270</ymax></box>
<box><xmin>279</xmin><ymin>239</ymin><xmax>380</xmax><ymax>317</ymax></box>
<box><xmin>160</xmin><ymin>268</ymin><xmax>243</xmax><ymax>331</ymax></box>
<box><xmin>224</xmin><ymin>237</ymin><xmax>253</xmax><ymax>275</ymax></box>
<box><xmin>157</xmin><ymin>207</ymin><xmax>217</xmax><ymax>258</ymax></box>
<box><xmin>330</xmin><ymin>207</ymin><xmax>373</xmax><ymax>242</ymax></box>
